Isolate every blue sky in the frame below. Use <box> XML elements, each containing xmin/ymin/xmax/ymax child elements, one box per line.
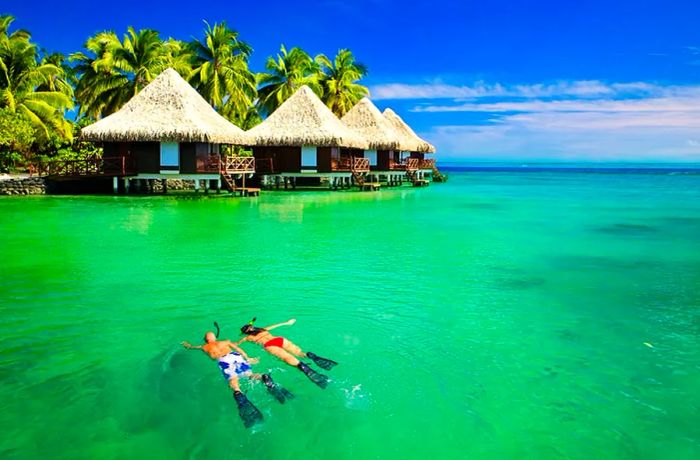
<box><xmin>5</xmin><ymin>0</ymin><xmax>700</xmax><ymax>161</ymax></box>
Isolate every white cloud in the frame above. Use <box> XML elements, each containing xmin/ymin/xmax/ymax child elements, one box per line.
<box><xmin>370</xmin><ymin>80</ymin><xmax>665</xmax><ymax>100</ymax></box>
<box><xmin>380</xmin><ymin>79</ymin><xmax>700</xmax><ymax>161</ymax></box>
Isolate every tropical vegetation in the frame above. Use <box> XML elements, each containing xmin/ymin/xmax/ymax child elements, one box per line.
<box><xmin>0</xmin><ymin>14</ymin><xmax>370</xmax><ymax>171</ymax></box>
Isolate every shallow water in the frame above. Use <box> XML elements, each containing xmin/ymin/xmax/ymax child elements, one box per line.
<box><xmin>1</xmin><ymin>170</ymin><xmax>699</xmax><ymax>459</ymax></box>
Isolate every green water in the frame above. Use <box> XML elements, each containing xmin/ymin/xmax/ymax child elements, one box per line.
<box><xmin>1</xmin><ymin>171</ymin><xmax>699</xmax><ymax>459</ymax></box>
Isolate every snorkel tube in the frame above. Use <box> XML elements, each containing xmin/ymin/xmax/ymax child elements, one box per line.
<box><xmin>214</xmin><ymin>321</ymin><xmax>221</xmax><ymax>338</ymax></box>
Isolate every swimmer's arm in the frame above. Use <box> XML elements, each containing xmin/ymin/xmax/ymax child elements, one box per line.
<box><xmin>228</xmin><ymin>342</ymin><xmax>258</xmax><ymax>364</ymax></box>
<box><xmin>181</xmin><ymin>341</ymin><xmax>202</xmax><ymax>350</ymax></box>
<box><xmin>263</xmin><ymin>318</ymin><xmax>296</xmax><ymax>330</ymax></box>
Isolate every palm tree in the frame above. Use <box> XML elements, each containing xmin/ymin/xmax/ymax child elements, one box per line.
<box><xmin>316</xmin><ymin>49</ymin><xmax>369</xmax><ymax>117</ymax></box>
<box><xmin>71</xmin><ymin>27</ymin><xmax>179</xmax><ymax>119</ymax></box>
<box><xmin>0</xmin><ymin>15</ymin><xmax>74</xmax><ymax>142</ymax></box>
<box><xmin>188</xmin><ymin>21</ymin><xmax>256</xmax><ymax>121</ymax></box>
<box><xmin>39</xmin><ymin>52</ymin><xmax>76</xmax><ymax>94</ymax></box>
<box><xmin>257</xmin><ymin>45</ymin><xmax>322</xmax><ymax>117</ymax></box>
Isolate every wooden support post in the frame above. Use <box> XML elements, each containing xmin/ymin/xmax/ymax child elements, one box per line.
<box><xmin>292</xmin><ymin>177</ymin><xmax>297</xmax><ymax>190</ymax></box>
<box><xmin>112</xmin><ymin>177</ymin><xmax>118</xmax><ymax>194</ymax></box>
<box><xmin>204</xmin><ymin>179</ymin><xmax>209</xmax><ymax>194</ymax></box>
<box><xmin>124</xmin><ymin>178</ymin><xmax>130</xmax><ymax>194</ymax></box>
<box><xmin>162</xmin><ymin>179</ymin><xmax>167</xmax><ymax>194</ymax></box>
<box><xmin>194</xmin><ymin>180</ymin><xmax>200</xmax><ymax>192</ymax></box>
<box><xmin>216</xmin><ymin>178</ymin><xmax>221</xmax><ymax>194</ymax></box>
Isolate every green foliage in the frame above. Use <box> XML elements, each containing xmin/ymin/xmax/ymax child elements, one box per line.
<box><xmin>257</xmin><ymin>45</ymin><xmax>322</xmax><ymax>117</ymax></box>
<box><xmin>188</xmin><ymin>21</ymin><xmax>256</xmax><ymax>121</ymax></box>
<box><xmin>316</xmin><ymin>49</ymin><xmax>369</xmax><ymax>117</ymax></box>
<box><xmin>0</xmin><ymin>108</ymin><xmax>35</xmax><ymax>171</ymax></box>
<box><xmin>0</xmin><ymin>15</ymin><xmax>74</xmax><ymax>145</ymax></box>
<box><xmin>70</xmin><ymin>27</ymin><xmax>179</xmax><ymax>119</ymax></box>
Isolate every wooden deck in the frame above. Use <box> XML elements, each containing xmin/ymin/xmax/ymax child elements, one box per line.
<box><xmin>360</xmin><ymin>182</ymin><xmax>381</xmax><ymax>191</ymax></box>
<box><xmin>413</xmin><ymin>179</ymin><xmax>430</xmax><ymax>187</ymax></box>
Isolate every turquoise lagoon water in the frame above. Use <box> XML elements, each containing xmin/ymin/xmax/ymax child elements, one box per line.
<box><xmin>0</xmin><ymin>169</ymin><xmax>699</xmax><ymax>459</ymax></box>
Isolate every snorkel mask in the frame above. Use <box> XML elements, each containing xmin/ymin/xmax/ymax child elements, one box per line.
<box><xmin>240</xmin><ymin>317</ymin><xmax>257</xmax><ymax>335</ymax></box>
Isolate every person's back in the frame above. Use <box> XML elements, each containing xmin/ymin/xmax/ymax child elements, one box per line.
<box><xmin>202</xmin><ymin>340</ymin><xmax>236</xmax><ymax>359</ymax></box>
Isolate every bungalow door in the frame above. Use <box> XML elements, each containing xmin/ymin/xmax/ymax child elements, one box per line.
<box><xmin>160</xmin><ymin>142</ymin><xmax>180</xmax><ymax>174</ymax></box>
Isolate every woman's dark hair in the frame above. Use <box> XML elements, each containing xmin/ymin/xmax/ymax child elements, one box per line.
<box><xmin>240</xmin><ymin>324</ymin><xmax>266</xmax><ymax>335</ymax></box>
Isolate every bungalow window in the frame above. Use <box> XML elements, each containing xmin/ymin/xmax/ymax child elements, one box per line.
<box><xmin>301</xmin><ymin>146</ymin><xmax>317</xmax><ymax>172</ymax></box>
<box><xmin>160</xmin><ymin>142</ymin><xmax>180</xmax><ymax>173</ymax></box>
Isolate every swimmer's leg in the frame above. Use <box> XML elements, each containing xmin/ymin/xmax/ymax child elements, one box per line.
<box><xmin>282</xmin><ymin>339</ymin><xmax>338</xmax><ymax>371</ymax></box>
<box><xmin>229</xmin><ymin>376</ymin><xmax>263</xmax><ymax>428</ymax></box>
<box><xmin>267</xmin><ymin>346</ymin><xmax>328</xmax><ymax>389</ymax></box>
<box><xmin>262</xmin><ymin>374</ymin><xmax>295</xmax><ymax>404</ymax></box>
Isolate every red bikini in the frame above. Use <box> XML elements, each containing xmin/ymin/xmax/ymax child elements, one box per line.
<box><xmin>263</xmin><ymin>337</ymin><xmax>285</xmax><ymax>348</ymax></box>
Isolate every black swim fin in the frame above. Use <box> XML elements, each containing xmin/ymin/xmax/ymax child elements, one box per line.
<box><xmin>297</xmin><ymin>361</ymin><xmax>329</xmax><ymax>389</ymax></box>
<box><xmin>233</xmin><ymin>391</ymin><xmax>263</xmax><ymax>428</ymax></box>
<box><xmin>306</xmin><ymin>352</ymin><xmax>338</xmax><ymax>370</ymax></box>
<box><xmin>262</xmin><ymin>374</ymin><xmax>295</xmax><ymax>404</ymax></box>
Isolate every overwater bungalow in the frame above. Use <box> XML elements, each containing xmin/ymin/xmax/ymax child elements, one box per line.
<box><xmin>246</xmin><ymin>85</ymin><xmax>370</xmax><ymax>189</ymax></box>
<box><xmin>341</xmin><ymin>98</ymin><xmax>408</xmax><ymax>186</ymax></box>
<box><xmin>80</xmin><ymin>68</ymin><xmax>255</xmax><ymax>194</ymax></box>
<box><xmin>382</xmin><ymin>108</ymin><xmax>440</xmax><ymax>182</ymax></box>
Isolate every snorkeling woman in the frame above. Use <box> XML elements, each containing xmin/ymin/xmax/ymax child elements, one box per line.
<box><xmin>237</xmin><ymin>318</ymin><xmax>338</xmax><ymax>388</ymax></box>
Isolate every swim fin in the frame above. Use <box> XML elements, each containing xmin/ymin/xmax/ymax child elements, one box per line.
<box><xmin>262</xmin><ymin>374</ymin><xmax>295</xmax><ymax>404</ymax></box>
<box><xmin>233</xmin><ymin>391</ymin><xmax>263</xmax><ymax>428</ymax></box>
<box><xmin>306</xmin><ymin>352</ymin><xmax>338</xmax><ymax>370</ymax></box>
<box><xmin>297</xmin><ymin>361</ymin><xmax>329</xmax><ymax>389</ymax></box>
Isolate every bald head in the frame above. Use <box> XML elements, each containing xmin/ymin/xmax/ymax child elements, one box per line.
<box><xmin>204</xmin><ymin>331</ymin><xmax>216</xmax><ymax>343</ymax></box>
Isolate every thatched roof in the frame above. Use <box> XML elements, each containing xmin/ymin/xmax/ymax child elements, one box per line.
<box><xmin>382</xmin><ymin>108</ymin><xmax>436</xmax><ymax>153</ymax></box>
<box><xmin>340</xmin><ymin>98</ymin><xmax>400</xmax><ymax>151</ymax></box>
<box><xmin>81</xmin><ymin>68</ymin><xmax>249</xmax><ymax>144</ymax></box>
<box><xmin>246</xmin><ymin>86</ymin><xmax>368</xmax><ymax>149</ymax></box>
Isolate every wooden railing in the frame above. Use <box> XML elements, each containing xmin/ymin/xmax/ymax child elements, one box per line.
<box><xmin>331</xmin><ymin>156</ymin><xmax>370</xmax><ymax>172</ymax></box>
<box><xmin>406</xmin><ymin>158</ymin><xmax>421</xmax><ymax>171</ymax></box>
<box><xmin>420</xmin><ymin>158</ymin><xmax>436</xmax><ymax>169</ymax></box>
<box><xmin>222</xmin><ymin>156</ymin><xmax>255</xmax><ymax>173</ymax></box>
<box><xmin>255</xmin><ymin>158</ymin><xmax>274</xmax><ymax>174</ymax></box>
<box><xmin>29</xmin><ymin>156</ymin><xmax>134</xmax><ymax>177</ymax></box>
<box><xmin>352</xmin><ymin>157</ymin><xmax>370</xmax><ymax>172</ymax></box>
<box><xmin>196</xmin><ymin>154</ymin><xmax>221</xmax><ymax>173</ymax></box>
<box><xmin>332</xmin><ymin>157</ymin><xmax>351</xmax><ymax>171</ymax></box>
<box><xmin>388</xmin><ymin>159</ymin><xmax>407</xmax><ymax>171</ymax></box>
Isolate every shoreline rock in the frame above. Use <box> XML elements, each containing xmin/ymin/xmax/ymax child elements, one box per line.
<box><xmin>0</xmin><ymin>176</ymin><xmax>47</xmax><ymax>195</ymax></box>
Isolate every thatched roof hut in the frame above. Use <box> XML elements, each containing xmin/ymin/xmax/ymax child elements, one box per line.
<box><xmin>382</xmin><ymin>108</ymin><xmax>436</xmax><ymax>153</ymax></box>
<box><xmin>246</xmin><ymin>86</ymin><xmax>368</xmax><ymax>149</ymax></box>
<box><xmin>81</xmin><ymin>68</ymin><xmax>249</xmax><ymax>144</ymax></box>
<box><xmin>340</xmin><ymin>98</ymin><xmax>400</xmax><ymax>151</ymax></box>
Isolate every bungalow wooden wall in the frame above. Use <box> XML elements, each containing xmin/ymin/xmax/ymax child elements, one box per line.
<box><xmin>377</xmin><ymin>150</ymin><xmax>396</xmax><ymax>170</ymax></box>
<box><xmin>179</xmin><ymin>143</ymin><xmax>197</xmax><ymax>174</ymax></box>
<box><xmin>316</xmin><ymin>147</ymin><xmax>335</xmax><ymax>173</ymax></box>
<box><xmin>132</xmin><ymin>142</ymin><xmax>160</xmax><ymax>174</ymax></box>
<box><xmin>253</xmin><ymin>146</ymin><xmax>301</xmax><ymax>173</ymax></box>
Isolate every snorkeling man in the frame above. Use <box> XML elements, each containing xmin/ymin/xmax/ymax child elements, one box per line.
<box><xmin>237</xmin><ymin>318</ymin><xmax>338</xmax><ymax>389</ymax></box>
<box><xmin>182</xmin><ymin>331</ymin><xmax>293</xmax><ymax>427</ymax></box>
